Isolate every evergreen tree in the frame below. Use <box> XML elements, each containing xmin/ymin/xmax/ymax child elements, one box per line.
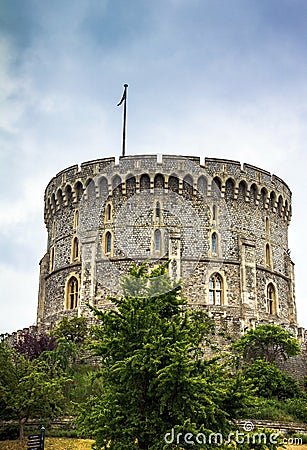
<box><xmin>232</xmin><ymin>324</ymin><xmax>301</xmax><ymax>364</ymax></box>
<box><xmin>0</xmin><ymin>341</ymin><xmax>67</xmax><ymax>440</ymax></box>
<box><xmin>77</xmin><ymin>262</ymin><xmax>252</xmax><ymax>449</ymax></box>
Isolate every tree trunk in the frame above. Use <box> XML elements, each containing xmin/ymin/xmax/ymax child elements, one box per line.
<box><xmin>18</xmin><ymin>417</ymin><xmax>24</xmax><ymax>441</ymax></box>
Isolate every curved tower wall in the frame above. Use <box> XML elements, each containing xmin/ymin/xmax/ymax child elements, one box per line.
<box><xmin>37</xmin><ymin>155</ymin><xmax>296</xmax><ymax>338</ymax></box>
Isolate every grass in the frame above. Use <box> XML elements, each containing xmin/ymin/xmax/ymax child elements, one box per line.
<box><xmin>0</xmin><ymin>437</ymin><xmax>95</xmax><ymax>449</ymax></box>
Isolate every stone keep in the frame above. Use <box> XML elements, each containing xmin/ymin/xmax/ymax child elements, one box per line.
<box><xmin>37</xmin><ymin>154</ymin><xmax>297</xmax><ymax>339</ymax></box>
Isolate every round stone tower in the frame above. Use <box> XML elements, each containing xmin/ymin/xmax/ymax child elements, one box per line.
<box><xmin>37</xmin><ymin>154</ymin><xmax>297</xmax><ymax>339</ymax></box>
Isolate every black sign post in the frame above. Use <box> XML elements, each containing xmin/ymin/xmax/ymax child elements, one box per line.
<box><xmin>27</xmin><ymin>426</ymin><xmax>45</xmax><ymax>450</ymax></box>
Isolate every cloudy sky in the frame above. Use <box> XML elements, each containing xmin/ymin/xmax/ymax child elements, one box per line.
<box><xmin>1</xmin><ymin>0</ymin><xmax>307</xmax><ymax>334</ymax></box>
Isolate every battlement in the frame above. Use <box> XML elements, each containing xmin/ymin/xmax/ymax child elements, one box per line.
<box><xmin>43</xmin><ymin>155</ymin><xmax>292</xmax><ymax>227</ymax></box>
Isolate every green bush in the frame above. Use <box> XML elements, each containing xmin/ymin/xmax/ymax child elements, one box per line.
<box><xmin>239</xmin><ymin>398</ymin><xmax>293</xmax><ymax>422</ymax></box>
<box><xmin>0</xmin><ymin>423</ymin><xmax>18</xmax><ymax>440</ymax></box>
<box><xmin>243</xmin><ymin>359</ymin><xmax>302</xmax><ymax>400</ymax></box>
<box><xmin>46</xmin><ymin>428</ymin><xmax>79</xmax><ymax>438</ymax></box>
<box><xmin>284</xmin><ymin>397</ymin><xmax>307</xmax><ymax>423</ymax></box>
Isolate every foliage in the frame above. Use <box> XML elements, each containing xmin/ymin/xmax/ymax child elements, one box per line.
<box><xmin>232</xmin><ymin>325</ymin><xmax>301</xmax><ymax>364</ymax></box>
<box><xmin>0</xmin><ymin>341</ymin><xmax>68</xmax><ymax>440</ymax></box>
<box><xmin>238</xmin><ymin>397</ymin><xmax>295</xmax><ymax>422</ymax></box>
<box><xmin>76</xmin><ymin>261</ymin><xmax>267</xmax><ymax>450</ymax></box>
<box><xmin>243</xmin><ymin>359</ymin><xmax>302</xmax><ymax>400</ymax></box>
<box><xmin>13</xmin><ymin>330</ymin><xmax>56</xmax><ymax>360</ymax></box>
<box><xmin>283</xmin><ymin>397</ymin><xmax>307</xmax><ymax>423</ymax></box>
<box><xmin>51</xmin><ymin>315</ymin><xmax>89</xmax><ymax>345</ymax></box>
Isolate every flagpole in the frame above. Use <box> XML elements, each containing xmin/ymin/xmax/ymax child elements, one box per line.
<box><xmin>117</xmin><ymin>84</ymin><xmax>128</xmax><ymax>157</ymax></box>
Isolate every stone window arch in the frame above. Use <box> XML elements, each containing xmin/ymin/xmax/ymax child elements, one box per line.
<box><xmin>250</xmin><ymin>183</ymin><xmax>258</xmax><ymax>203</ymax></box>
<box><xmin>105</xmin><ymin>231</ymin><xmax>112</xmax><ymax>254</ymax></box>
<box><xmin>269</xmin><ymin>191</ymin><xmax>276</xmax><ymax>210</ymax></box>
<box><xmin>86</xmin><ymin>178</ymin><xmax>96</xmax><ymax>202</ymax></box>
<box><xmin>73</xmin><ymin>209</ymin><xmax>79</xmax><ymax>230</ymax></box>
<box><xmin>52</xmin><ymin>220</ymin><xmax>56</xmax><ymax>239</ymax></box>
<box><xmin>74</xmin><ymin>181</ymin><xmax>84</xmax><ymax>202</ymax></box>
<box><xmin>140</xmin><ymin>174</ymin><xmax>150</xmax><ymax>191</ymax></box>
<box><xmin>105</xmin><ymin>202</ymin><xmax>113</xmax><ymax>222</ymax></box>
<box><xmin>65</xmin><ymin>184</ymin><xmax>73</xmax><ymax>206</ymax></box>
<box><xmin>212</xmin><ymin>177</ymin><xmax>221</xmax><ymax>200</ymax></box>
<box><xmin>50</xmin><ymin>246</ymin><xmax>55</xmax><ymax>272</ymax></box>
<box><xmin>99</xmin><ymin>177</ymin><xmax>109</xmax><ymax>197</ymax></box>
<box><xmin>169</xmin><ymin>175</ymin><xmax>179</xmax><ymax>193</ymax></box>
<box><xmin>51</xmin><ymin>193</ymin><xmax>57</xmax><ymax>213</ymax></box>
<box><xmin>57</xmin><ymin>188</ymin><xmax>64</xmax><ymax>207</ymax></box>
<box><xmin>197</xmin><ymin>176</ymin><xmax>207</xmax><ymax>196</ymax></box>
<box><xmin>265</xmin><ymin>217</ymin><xmax>270</xmax><ymax>235</ymax></box>
<box><xmin>72</xmin><ymin>236</ymin><xmax>79</xmax><ymax>262</ymax></box>
<box><xmin>66</xmin><ymin>276</ymin><xmax>79</xmax><ymax>310</ymax></box>
<box><xmin>126</xmin><ymin>175</ymin><xmax>136</xmax><ymax>197</ymax></box>
<box><xmin>183</xmin><ymin>174</ymin><xmax>193</xmax><ymax>198</ymax></box>
<box><xmin>212</xmin><ymin>205</ymin><xmax>217</xmax><ymax>221</ymax></box>
<box><xmin>265</xmin><ymin>243</ymin><xmax>271</xmax><ymax>268</ymax></box>
<box><xmin>238</xmin><ymin>180</ymin><xmax>247</xmax><ymax>201</ymax></box>
<box><xmin>266</xmin><ymin>283</ymin><xmax>277</xmax><ymax>314</ymax></box>
<box><xmin>278</xmin><ymin>195</ymin><xmax>283</xmax><ymax>216</ymax></box>
<box><xmin>209</xmin><ymin>273</ymin><xmax>223</xmax><ymax>305</ymax></box>
<box><xmin>155</xmin><ymin>201</ymin><xmax>161</xmax><ymax>219</ymax></box>
<box><xmin>261</xmin><ymin>187</ymin><xmax>268</xmax><ymax>208</ymax></box>
<box><xmin>154</xmin><ymin>174</ymin><xmax>164</xmax><ymax>189</ymax></box>
<box><xmin>211</xmin><ymin>232</ymin><xmax>218</xmax><ymax>255</ymax></box>
<box><xmin>112</xmin><ymin>175</ymin><xmax>122</xmax><ymax>196</ymax></box>
<box><xmin>154</xmin><ymin>229</ymin><xmax>161</xmax><ymax>252</ymax></box>
<box><xmin>225</xmin><ymin>178</ymin><xmax>235</xmax><ymax>201</ymax></box>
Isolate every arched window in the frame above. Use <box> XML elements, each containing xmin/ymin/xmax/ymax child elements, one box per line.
<box><xmin>74</xmin><ymin>209</ymin><xmax>79</xmax><ymax>230</ymax></box>
<box><xmin>211</xmin><ymin>232</ymin><xmax>218</xmax><ymax>254</ymax></box>
<box><xmin>65</xmin><ymin>185</ymin><xmax>73</xmax><ymax>205</ymax></box>
<box><xmin>183</xmin><ymin>175</ymin><xmax>193</xmax><ymax>198</ymax></box>
<box><xmin>52</xmin><ymin>221</ymin><xmax>56</xmax><ymax>239</ymax></box>
<box><xmin>74</xmin><ymin>181</ymin><xmax>84</xmax><ymax>202</ymax></box>
<box><xmin>57</xmin><ymin>188</ymin><xmax>64</xmax><ymax>207</ymax></box>
<box><xmin>140</xmin><ymin>174</ymin><xmax>150</xmax><ymax>191</ymax></box>
<box><xmin>212</xmin><ymin>177</ymin><xmax>221</xmax><ymax>200</ymax></box>
<box><xmin>212</xmin><ymin>205</ymin><xmax>217</xmax><ymax>221</ymax></box>
<box><xmin>126</xmin><ymin>176</ymin><xmax>136</xmax><ymax>197</ymax></box>
<box><xmin>168</xmin><ymin>175</ymin><xmax>179</xmax><ymax>193</ymax></box>
<box><xmin>112</xmin><ymin>175</ymin><xmax>122</xmax><ymax>196</ymax></box>
<box><xmin>51</xmin><ymin>193</ymin><xmax>57</xmax><ymax>212</ymax></box>
<box><xmin>154</xmin><ymin>229</ymin><xmax>161</xmax><ymax>251</ymax></box>
<box><xmin>225</xmin><ymin>179</ymin><xmax>235</xmax><ymax>201</ymax></box>
<box><xmin>261</xmin><ymin>188</ymin><xmax>268</xmax><ymax>208</ymax></box>
<box><xmin>265</xmin><ymin>217</ymin><xmax>270</xmax><ymax>235</ymax></box>
<box><xmin>154</xmin><ymin>174</ymin><xmax>164</xmax><ymax>189</ymax></box>
<box><xmin>265</xmin><ymin>243</ymin><xmax>271</xmax><ymax>267</ymax></box>
<box><xmin>209</xmin><ymin>273</ymin><xmax>223</xmax><ymax>305</ymax></box>
<box><xmin>106</xmin><ymin>203</ymin><xmax>112</xmax><ymax>222</ymax></box>
<box><xmin>105</xmin><ymin>231</ymin><xmax>112</xmax><ymax>254</ymax></box>
<box><xmin>155</xmin><ymin>202</ymin><xmax>161</xmax><ymax>219</ymax></box>
<box><xmin>50</xmin><ymin>247</ymin><xmax>55</xmax><ymax>272</ymax></box>
<box><xmin>267</xmin><ymin>283</ymin><xmax>276</xmax><ymax>314</ymax></box>
<box><xmin>99</xmin><ymin>177</ymin><xmax>108</xmax><ymax>197</ymax></box>
<box><xmin>67</xmin><ymin>276</ymin><xmax>79</xmax><ymax>310</ymax></box>
<box><xmin>197</xmin><ymin>176</ymin><xmax>207</xmax><ymax>196</ymax></box>
<box><xmin>250</xmin><ymin>184</ymin><xmax>258</xmax><ymax>203</ymax></box>
<box><xmin>238</xmin><ymin>180</ymin><xmax>247</xmax><ymax>200</ymax></box>
<box><xmin>72</xmin><ymin>237</ymin><xmax>79</xmax><ymax>261</ymax></box>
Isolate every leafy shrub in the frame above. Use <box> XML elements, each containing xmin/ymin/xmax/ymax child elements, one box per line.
<box><xmin>284</xmin><ymin>397</ymin><xmax>307</xmax><ymax>423</ymax></box>
<box><xmin>243</xmin><ymin>359</ymin><xmax>302</xmax><ymax>400</ymax></box>
<box><xmin>0</xmin><ymin>423</ymin><xmax>18</xmax><ymax>440</ymax></box>
<box><xmin>239</xmin><ymin>398</ymin><xmax>293</xmax><ymax>422</ymax></box>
